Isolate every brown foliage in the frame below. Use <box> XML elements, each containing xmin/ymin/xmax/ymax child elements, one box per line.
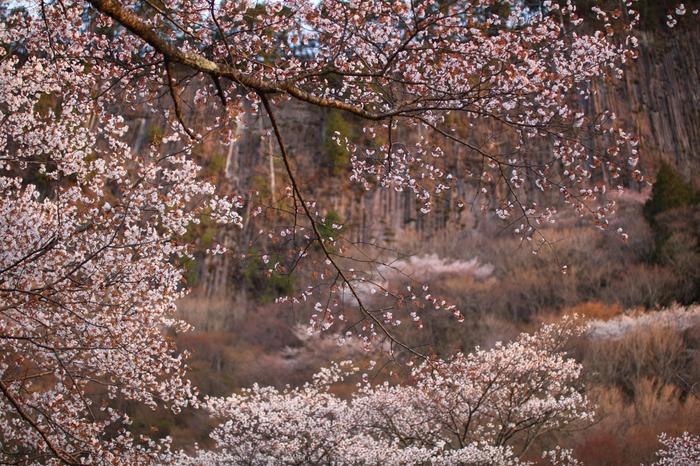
<box><xmin>566</xmin><ymin>301</ymin><xmax>625</xmax><ymax>321</ymax></box>
<box><xmin>583</xmin><ymin>323</ymin><xmax>687</xmax><ymax>396</ymax></box>
<box><xmin>569</xmin><ymin>383</ymin><xmax>700</xmax><ymax>466</ymax></box>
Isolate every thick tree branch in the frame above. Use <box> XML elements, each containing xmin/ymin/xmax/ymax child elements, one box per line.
<box><xmin>87</xmin><ymin>0</ymin><xmax>406</xmax><ymax>120</ymax></box>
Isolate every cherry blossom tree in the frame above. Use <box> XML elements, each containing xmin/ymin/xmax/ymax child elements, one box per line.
<box><xmin>650</xmin><ymin>376</ymin><xmax>700</xmax><ymax>466</ymax></box>
<box><xmin>187</xmin><ymin>317</ymin><xmax>592</xmax><ymax>465</ymax></box>
<box><xmin>0</xmin><ymin>6</ymin><xmax>242</xmax><ymax>464</ymax></box>
<box><xmin>0</xmin><ymin>0</ymin><xmax>644</xmax><ymax>462</ymax></box>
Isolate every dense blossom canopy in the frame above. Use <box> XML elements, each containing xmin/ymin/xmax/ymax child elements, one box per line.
<box><xmin>188</xmin><ymin>318</ymin><xmax>593</xmax><ymax>466</ymax></box>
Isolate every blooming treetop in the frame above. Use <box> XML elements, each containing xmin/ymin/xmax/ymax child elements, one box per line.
<box><xmin>0</xmin><ymin>0</ymin><xmax>646</xmax><ymax>463</ymax></box>
<box><xmin>185</xmin><ymin>317</ymin><xmax>593</xmax><ymax>465</ymax></box>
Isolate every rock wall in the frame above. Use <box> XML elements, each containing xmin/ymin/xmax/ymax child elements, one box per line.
<box><xmin>588</xmin><ymin>25</ymin><xmax>700</xmax><ymax>182</ymax></box>
<box><xmin>115</xmin><ymin>25</ymin><xmax>700</xmax><ymax>296</ymax></box>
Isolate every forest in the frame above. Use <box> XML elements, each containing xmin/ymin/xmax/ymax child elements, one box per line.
<box><xmin>0</xmin><ymin>0</ymin><xmax>699</xmax><ymax>464</ymax></box>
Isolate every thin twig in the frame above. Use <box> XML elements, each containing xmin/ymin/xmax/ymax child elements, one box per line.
<box><xmin>677</xmin><ymin>374</ymin><xmax>700</xmax><ymax>402</ymax></box>
<box><xmin>165</xmin><ymin>60</ymin><xmax>198</xmax><ymax>140</ymax></box>
<box><xmin>258</xmin><ymin>91</ymin><xmax>423</xmax><ymax>360</ymax></box>
<box><xmin>212</xmin><ymin>75</ymin><xmax>228</xmax><ymax>108</ymax></box>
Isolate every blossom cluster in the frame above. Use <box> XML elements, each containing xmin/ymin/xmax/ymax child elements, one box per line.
<box><xmin>185</xmin><ymin>317</ymin><xmax>593</xmax><ymax>466</ymax></box>
<box><xmin>652</xmin><ymin>432</ymin><xmax>700</xmax><ymax>466</ymax></box>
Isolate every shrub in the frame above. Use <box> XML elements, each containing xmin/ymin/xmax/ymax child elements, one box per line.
<box><xmin>644</xmin><ymin>163</ymin><xmax>695</xmax><ymax>222</ymax></box>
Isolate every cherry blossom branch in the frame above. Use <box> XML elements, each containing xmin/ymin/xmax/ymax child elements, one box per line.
<box><xmin>258</xmin><ymin>91</ymin><xmax>423</xmax><ymax>359</ymax></box>
<box><xmin>0</xmin><ymin>235</ymin><xmax>57</xmax><ymax>276</ymax></box>
<box><xmin>141</xmin><ymin>0</ymin><xmax>195</xmax><ymax>40</ymax></box>
<box><xmin>85</xmin><ymin>0</ymin><xmax>494</xmax><ymax>121</ymax></box>
<box><xmin>0</xmin><ymin>379</ymin><xmax>80</xmax><ymax>465</ymax></box>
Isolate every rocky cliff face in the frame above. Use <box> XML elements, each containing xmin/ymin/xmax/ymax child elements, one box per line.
<box><xmin>589</xmin><ymin>25</ymin><xmax>700</xmax><ymax>182</ymax></box>
<box><xmin>115</xmin><ymin>24</ymin><xmax>700</xmax><ymax>296</ymax></box>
